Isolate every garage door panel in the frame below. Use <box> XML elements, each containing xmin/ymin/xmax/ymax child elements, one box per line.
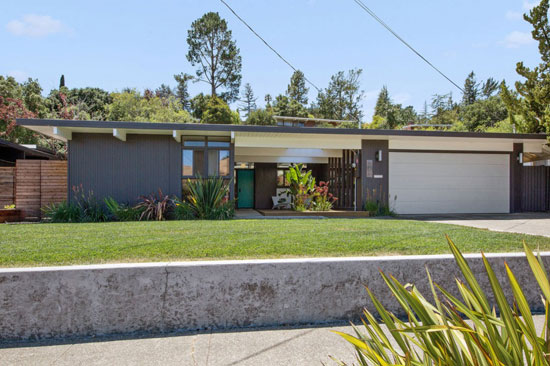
<box><xmin>389</xmin><ymin>152</ymin><xmax>510</xmax><ymax>214</ymax></box>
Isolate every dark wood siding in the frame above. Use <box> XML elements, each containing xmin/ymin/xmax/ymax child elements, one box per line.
<box><xmin>361</xmin><ymin>140</ymin><xmax>388</xmax><ymax>210</ymax></box>
<box><xmin>254</xmin><ymin>163</ymin><xmax>277</xmax><ymax>209</ymax></box>
<box><xmin>68</xmin><ymin>133</ymin><xmax>181</xmax><ymax>204</ymax></box>
<box><xmin>521</xmin><ymin>165</ymin><xmax>550</xmax><ymax>212</ymax></box>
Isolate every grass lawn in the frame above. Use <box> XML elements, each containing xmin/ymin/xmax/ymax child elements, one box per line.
<box><xmin>1</xmin><ymin>218</ymin><xmax>549</xmax><ymax>267</ymax></box>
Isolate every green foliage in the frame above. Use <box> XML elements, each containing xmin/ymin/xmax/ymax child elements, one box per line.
<box><xmin>239</xmin><ymin>83</ymin><xmax>257</xmax><ymax>119</ymax></box>
<box><xmin>285</xmin><ymin>164</ymin><xmax>316</xmax><ymax>211</ymax></box>
<box><xmin>42</xmin><ymin>201</ymin><xmax>82</xmax><ymax>223</ymax></box>
<box><xmin>107</xmin><ymin>89</ymin><xmax>193</xmax><ymax>123</ymax></box>
<box><xmin>201</xmin><ymin>96</ymin><xmax>239</xmax><ymax>124</ymax></box>
<box><xmin>462</xmin><ymin>71</ymin><xmax>479</xmax><ymax>105</ymax></box>
<box><xmin>460</xmin><ymin>95</ymin><xmax>508</xmax><ymax>132</ymax></box>
<box><xmin>177</xmin><ymin>176</ymin><xmax>234</xmax><ymax>220</ymax></box>
<box><xmin>173</xmin><ymin>72</ymin><xmax>193</xmax><ymax>110</ymax></box>
<box><xmin>104</xmin><ymin>197</ymin><xmax>142</xmax><ymax>222</ymax></box>
<box><xmin>59</xmin><ymin>75</ymin><xmax>65</xmax><ymax>88</ymax></box>
<box><xmin>311</xmin><ymin>181</ymin><xmax>337</xmax><ymax>211</ymax></box>
<box><xmin>246</xmin><ymin>108</ymin><xmax>276</xmax><ymax>126</ymax></box>
<box><xmin>316</xmin><ymin>69</ymin><xmax>364</xmax><ymax>122</ymax></box>
<box><xmin>501</xmin><ymin>0</ymin><xmax>550</xmax><ymax>137</ymax></box>
<box><xmin>42</xmin><ymin>186</ymin><xmax>107</xmax><ymax>223</ymax></box>
<box><xmin>334</xmin><ymin>237</ymin><xmax>550</xmax><ymax>366</ymax></box>
<box><xmin>134</xmin><ymin>190</ymin><xmax>174</xmax><ymax>221</ymax></box>
<box><xmin>186</xmin><ymin>12</ymin><xmax>242</xmax><ymax>102</ymax></box>
<box><xmin>273</xmin><ymin>95</ymin><xmax>309</xmax><ymax>117</ymax></box>
<box><xmin>286</xmin><ymin>70</ymin><xmax>309</xmax><ymax>106</ymax></box>
<box><xmin>368</xmin><ymin>87</ymin><xmax>418</xmax><ymax>129</ymax></box>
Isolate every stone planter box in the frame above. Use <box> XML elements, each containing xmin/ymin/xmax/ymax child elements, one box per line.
<box><xmin>0</xmin><ymin>209</ymin><xmax>21</xmax><ymax>223</ymax></box>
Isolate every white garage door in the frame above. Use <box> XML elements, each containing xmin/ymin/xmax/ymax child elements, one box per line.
<box><xmin>389</xmin><ymin>152</ymin><xmax>510</xmax><ymax>214</ymax></box>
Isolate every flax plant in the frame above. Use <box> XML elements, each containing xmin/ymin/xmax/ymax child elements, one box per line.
<box><xmin>333</xmin><ymin>236</ymin><xmax>550</xmax><ymax>366</ymax></box>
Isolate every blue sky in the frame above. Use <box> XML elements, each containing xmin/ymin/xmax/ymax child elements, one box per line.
<box><xmin>0</xmin><ymin>0</ymin><xmax>541</xmax><ymax>120</ymax></box>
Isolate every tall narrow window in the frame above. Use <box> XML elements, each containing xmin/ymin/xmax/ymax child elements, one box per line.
<box><xmin>219</xmin><ymin>150</ymin><xmax>230</xmax><ymax>176</ymax></box>
<box><xmin>208</xmin><ymin>150</ymin><xmax>219</xmax><ymax>176</ymax></box>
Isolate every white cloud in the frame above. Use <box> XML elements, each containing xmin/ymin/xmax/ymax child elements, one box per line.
<box><xmin>506</xmin><ymin>10</ymin><xmax>523</xmax><ymax>20</ymax></box>
<box><xmin>6</xmin><ymin>14</ymin><xmax>66</xmax><ymax>37</ymax></box>
<box><xmin>7</xmin><ymin>70</ymin><xmax>29</xmax><ymax>82</ymax></box>
<box><xmin>502</xmin><ymin>31</ymin><xmax>534</xmax><ymax>48</ymax></box>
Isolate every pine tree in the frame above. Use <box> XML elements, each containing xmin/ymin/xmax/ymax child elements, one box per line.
<box><xmin>462</xmin><ymin>71</ymin><xmax>478</xmax><ymax>105</ymax></box>
<box><xmin>59</xmin><ymin>75</ymin><xmax>65</xmax><ymax>89</ymax></box>
<box><xmin>481</xmin><ymin>78</ymin><xmax>499</xmax><ymax>98</ymax></box>
<box><xmin>239</xmin><ymin>83</ymin><xmax>257</xmax><ymax>119</ymax></box>
<box><xmin>174</xmin><ymin>73</ymin><xmax>193</xmax><ymax>110</ymax></box>
<box><xmin>286</xmin><ymin>70</ymin><xmax>309</xmax><ymax>106</ymax></box>
<box><xmin>501</xmin><ymin>0</ymin><xmax>550</xmax><ymax>135</ymax></box>
<box><xmin>373</xmin><ymin>86</ymin><xmax>391</xmax><ymax>118</ymax></box>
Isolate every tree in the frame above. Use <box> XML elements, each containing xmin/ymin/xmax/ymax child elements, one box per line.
<box><xmin>186</xmin><ymin>12</ymin><xmax>242</xmax><ymax>102</ymax></box>
<box><xmin>201</xmin><ymin>96</ymin><xmax>239</xmax><ymax>124</ymax></box>
<box><xmin>286</xmin><ymin>70</ymin><xmax>309</xmax><ymax>106</ymax></box>
<box><xmin>460</xmin><ymin>96</ymin><xmax>508</xmax><ymax>131</ymax></box>
<box><xmin>155</xmin><ymin>84</ymin><xmax>174</xmax><ymax>99</ymax></box>
<box><xmin>462</xmin><ymin>71</ymin><xmax>479</xmax><ymax>105</ymax></box>
<box><xmin>373</xmin><ymin>86</ymin><xmax>391</xmax><ymax>118</ymax></box>
<box><xmin>316</xmin><ymin>69</ymin><xmax>364</xmax><ymax>122</ymax></box>
<box><xmin>173</xmin><ymin>73</ymin><xmax>193</xmax><ymax>110</ymax></box>
<box><xmin>273</xmin><ymin>95</ymin><xmax>308</xmax><ymax>117</ymax></box>
<box><xmin>501</xmin><ymin>0</ymin><xmax>550</xmax><ymax>135</ymax></box>
<box><xmin>265</xmin><ymin>94</ymin><xmax>273</xmax><ymax>110</ymax></box>
<box><xmin>481</xmin><ymin>78</ymin><xmax>499</xmax><ymax>98</ymax></box>
<box><xmin>59</xmin><ymin>74</ymin><xmax>65</xmax><ymax>88</ymax></box>
<box><xmin>246</xmin><ymin>108</ymin><xmax>275</xmax><ymax>125</ymax></box>
<box><xmin>239</xmin><ymin>83</ymin><xmax>257</xmax><ymax>119</ymax></box>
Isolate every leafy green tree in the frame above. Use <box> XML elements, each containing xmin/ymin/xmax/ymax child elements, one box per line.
<box><xmin>481</xmin><ymin>77</ymin><xmax>499</xmax><ymax>98</ymax></box>
<box><xmin>430</xmin><ymin>92</ymin><xmax>459</xmax><ymax>126</ymax></box>
<box><xmin>59</xmin><ymin>74</ymin><xmax>65</xmax><ymax>88</ymax></box>
<box><xmin>460</xmin><ymin>96</ymin><xmax>508</xmax><ymax>131</ymax></box>
<box><xmin>286</xmin><ymin>70</ymin><xmax>309</xmax><ymax>106</ymax></box>
<box><xmin>66</xmin><ymin>88</ymin><xmax>112</xmax><ymax>120</ymax></box>
<box><xmin>190</xmin><ymin>93</ymin><xmax>209</xmax><ymax>120</ymax></box>
<box><xmin>186</xmin><ymin>12</ymin><xmax>242</xmax><ymax>102</ymax></box>
<box><xmin>273</xmin><ymin>95</ymin><xmax>308</xmax><ymax>117</ymax></box>
<box><xmin>173</xmin><ymin>72</ymin><xmax>193</xmax><ymax>110</ymax></box>
<box><xmin>246</xmin><ymin>108</ymin><xmax>275</xmax><ymax>125</ymax></box>
<box><xmin>201</xmin><ymin>96</ymin><xmax>239</xmax><ymax>124</ymax></box>
<box><xmin>155</xmin><ymin>84</ymin><xmax>174</xmax><ymax>99</ymax></box>
<box><xmin>239</xmin><ymin>83</ymin><xmax>257</xmax><ymax>119</ymax></box>
<box><xmin>501</xmin><ymin>0</ymin><xmax>550</xmax><ymax>136</ymax></box>
<box><xmin>316</xmin><ymin>69</ymin><xmax>364</xmax><ymax>121</ymax></box>
<box><xmin>462</xmin><ymin>71</ymin><xmax>479</xmax><ymax>105</ymax></box>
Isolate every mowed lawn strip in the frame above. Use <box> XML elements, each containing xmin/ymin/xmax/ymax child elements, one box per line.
<box><xmin>1</xmin><ymin>219</ymin><xmax>549</xmax><ymax>267</ymax></box>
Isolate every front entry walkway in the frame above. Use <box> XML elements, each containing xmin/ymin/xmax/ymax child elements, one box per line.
<box><xmin>401</xmin><ymin>212</ymin><xmax>550</xmax><ymax>238</ymax></box>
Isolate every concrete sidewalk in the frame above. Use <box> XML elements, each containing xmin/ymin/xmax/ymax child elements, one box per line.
<box><xmin>0</xmin><ymin>324</ymin><xmax>357</xmax><ymax>366</ymax></box>
<box><xmin>402</xmin><ymin>212</ymin><xmax>550</xmax><ymax>238</ymax></box>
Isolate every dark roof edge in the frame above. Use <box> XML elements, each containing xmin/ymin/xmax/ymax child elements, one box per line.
<box><xmin>16</xmin><ymin>118</ymin><xmax>548</xmax><ymax>140</ymax></box>
<box><xmin>0</xmin><ymin>138</ymin><xmax>59</xmax><ymax>159</ymax></box>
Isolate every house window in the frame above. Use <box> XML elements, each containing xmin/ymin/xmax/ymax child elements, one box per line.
<box><xmin>182</xmin><ymin>136</ymin><xmax>231</xmax><ymax>178</ymax></box>
<box><xmin>277</xmin><ymin>169</ymin><xmax>290</xmax><ymax>187</ymax></box>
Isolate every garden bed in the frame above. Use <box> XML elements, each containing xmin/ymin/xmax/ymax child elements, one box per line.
<box><xmin>0</xmin><ymin>209</ymin><xmax>21</xmax><ymax>223</ymax></box>
<box><xmin>257</xmin><ymin>209</ymin><xmax>371</xmax><ymax>218</ymax></box>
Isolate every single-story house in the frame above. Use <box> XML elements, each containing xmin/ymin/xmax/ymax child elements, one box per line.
<box><xmin>16</xmin><ymin>118</ymin><xmax>549</xmax><ymax>214</ymax></box>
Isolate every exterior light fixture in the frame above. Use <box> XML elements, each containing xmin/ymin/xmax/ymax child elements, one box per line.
<box><xmin>375</xmin><ymin>150</ymin><xmax>383</xmax><ymax>162</ymax></box>
<box><xmin>518</xmin><ymin>152</ymin><xmax>523</xmax><ymax>164</ymax></box>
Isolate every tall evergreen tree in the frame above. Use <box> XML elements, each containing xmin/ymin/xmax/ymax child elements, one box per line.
<box><xmin>462</xmin><ymin>71</ymin><xmax>479</xmax><ymax>105</ymax></box>
<box><xmin>239</xmin><ymin>83</ymin><xmax>257</xmax><ymax>119</ymax></box>
<box><xmin>373</xmin><ymin>86</ymin><xmax>391</xmax><ymax>118</ymax></box>
<box><xmin>174</xmin><ymin>73</ymin><xmax>193</xmax><ymax>111</ymax></box>
<box><xmin>501</xmin><ymin>0</ymin><xmax>550</xmax><ymax>135</ymax></box>
<box><xmin>186</xmin><ymin>12</ymin><xmax>242</xmax><ymax>102</ymax></box>
<box><xmin>155</xmin><ymin>84</ymin><xmax>174</xmax><ymax>99</ymax></box>
<box><xmin>286</xmin><ymin>70</ymin><xmax>309</xmax><ymax>106</ymax></box>
<box><xmin>481</xmin><ymin>78</ymin><xmax>499</xmax><ymax>98</ymax></box>
<box><xmin>316</xmin><ymin>69</ymin><xmax>364</xmax><ymax>122</ymax></box>
<box><xmin>59</xmin><ymin>75</ymin><xmax>65</xmax><ymax>88</ymax></box>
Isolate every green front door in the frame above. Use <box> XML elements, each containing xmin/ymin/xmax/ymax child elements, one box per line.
<box><xmin>237</xmin><ymin>169</ymin><xmax>254</xmax><ymax>208</ymax></box>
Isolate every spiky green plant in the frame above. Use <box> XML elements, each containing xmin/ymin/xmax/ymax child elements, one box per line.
<box><xmin>333</xmin><ymin>236</ymin><xmax>550</xmax><ymax>366</ymax></box>
<box><xmin>177</xmin><ymin>176</ymin><xmax>234</xmax><ymax>220</ymax></box>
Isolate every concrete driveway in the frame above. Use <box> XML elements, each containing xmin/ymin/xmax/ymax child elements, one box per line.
<box><xmin>401</xmin><ymin>212</ymin><xmax>550</xmax><ymax>238</ymax></box>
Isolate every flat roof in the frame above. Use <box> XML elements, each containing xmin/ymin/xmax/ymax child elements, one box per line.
<box><xmin>16</xmin><ymin>118</ymin><xmax>548</xmax><ymax>140</ymax></box>
<box><xmin>0</xmin><ymin>138</ymin><xmax>59</xmax><ymax>159</ymax></box>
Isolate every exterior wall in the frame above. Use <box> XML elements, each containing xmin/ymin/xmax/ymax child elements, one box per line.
<box><xmin>361</xmin><ymin>140</ymin><xmax>389</xmax><ymax>209</ymax></box>
<box><xmin>510</xmin><ymin>143</ymin><xmax>524</xmax><ymax>213</ymax></box>
<box><xmin>69</xmin><ymin>133</ymin><xmax>181</xmax><ymax>204</ymax></box>
<box><xmin>254</xmin><ymin>163</ymin><xmax>277</xmax><ymax>209</ymax></box>
<box><xmin>0</xmin><ymin>252</ymin><xmax>548</xmax><ymax>340</ymax></box>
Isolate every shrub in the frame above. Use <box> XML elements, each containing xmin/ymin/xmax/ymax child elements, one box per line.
<box><xmin>42</xmin><ymin>201</ymin><xmax>82</xmax><ymax>223</ymax></box>
<box><xmin>42</xmin><ymin>185</ymin><xmax>107</xmax><ymax>223</ymax></box>
<box><xmin>134</xmin><ymin>190</ymin><xmax>174</xmax><ymax>221</ymax></box>
<box><xmin>286</xmin><ymin>164</ymin><xmax>315</xmax><ymax>211</ymax></box>
<box><xmin>201</xmin><ymin>96</ymin><xmax>237</xmax><ymax>124</ymax></box>
<box><xmin>363</xmin><ymin>188</ymin><xmax>396</xmax><ymax>216</ymax></box>
<box><xmin>311</xmin><ymin>181</ymin><xmax>337</xmax><ymax>211</ymax></box>
<box><xmin>104</xmin><ymin>197</ymin><xmax>142</xmax><ymax>221</ymax></box>
<box><xmin>177</xmin><ymin>176</ymin><xmax>234</xmax><ymax>220</ymax></box>
<box><xmin>333</xmin><ymin>236</ymin><xmax>550</xmax><ymax>366</ymax></box>
<box><xmin>246</xmin><ymin>109</ymin><xmax>276</xmax><ymax>126</ymax></box>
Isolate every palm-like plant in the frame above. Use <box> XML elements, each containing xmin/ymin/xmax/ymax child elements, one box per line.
<box><xmin>333</xmin><ymin>236</ymin><xmax>550</xmax><ymax>366</ymax></box>
<box><xmin>178</xmin><ymin>176</ymin><xmax>234</xmax><ymax>220</ymax></box>
<box><xmin>135</xmin><ymin>189</ymin><xmax>173</xmax><ymax>221</ymax></box>
<box><xmin>286</xmin><ymin>164</ymin><xmax>315</xmax><ymax>210</ymax></box>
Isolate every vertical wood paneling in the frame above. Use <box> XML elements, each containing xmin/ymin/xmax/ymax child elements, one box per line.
<box><xmin>0</xmin><ymin>167</ymin><xmax>15</xmax><ymax>207</ymax></box>
<box><xmin>521</xmin><ymin>166</ymin><xmax>549</xmax><ymax>212</ymax></box>
<box><xmin>327</xmin><ymin>150</ymin><xmax>356</xmax><ymax>209</ymax></box>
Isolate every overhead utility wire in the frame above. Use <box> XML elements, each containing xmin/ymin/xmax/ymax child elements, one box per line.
<box><xmin>219</xmin><ymin>0</ymin><xmax>321</xmax><ymax>92</ymax></box>
<box><xmin>352</xmin><ymin>0</ymin><xmax>464</xmax><ymax>93</ymax></box>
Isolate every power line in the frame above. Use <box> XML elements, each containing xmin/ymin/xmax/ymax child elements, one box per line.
<box><xmin>352</xmin><ymin>0</ymin><xmax>464</xmax><ymax>93</ymax></box>
<box><xmin>219</xmin><ymin>0</ymin><xmax>321</xmax><ymax>92</ymax></box>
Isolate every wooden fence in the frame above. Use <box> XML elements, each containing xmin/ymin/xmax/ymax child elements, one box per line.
<box><xmin>0</xmin><ymin>167</ymin><xmax>15</xmax><ymax>207</ymax></box>
<box><xmin>15</xmin><ymin>160</ymin><xmax>67</xmax><ymax>219</ymax></box>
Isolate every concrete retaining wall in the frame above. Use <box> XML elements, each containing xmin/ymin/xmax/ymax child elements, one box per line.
<box><xmin>0</xmin><ymin>253</ymin><xmax>548</xmax><ymax>340</ymax></box>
